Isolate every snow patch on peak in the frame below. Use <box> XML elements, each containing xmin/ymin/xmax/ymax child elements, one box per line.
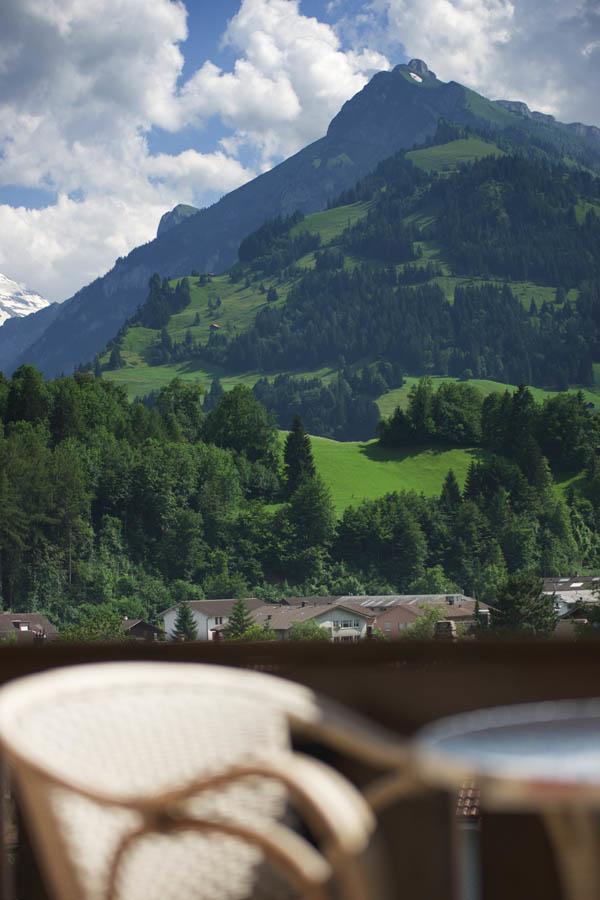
<box><xmin>0</xmin><ymin>273</ymin><xmax>50</xmax><ymax>327</ymax></box>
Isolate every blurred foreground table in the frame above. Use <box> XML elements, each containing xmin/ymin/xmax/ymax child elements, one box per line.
<box><xmin>415</xmin><ymin>699</ymin><xmax>600</xmax><ymax>900</ymax></box>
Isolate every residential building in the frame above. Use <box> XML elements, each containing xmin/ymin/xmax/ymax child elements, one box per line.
<box><xmin>162</xmin><ymin>598</ymin><xmax>265</xmax><ymax>640</ymax></box>
<box><xmin>252</xmin><ymin>603</ymin><xmax>375</xmax><ymax>642</ymax></box>
<box><xmin>0</xmin><ymin>614</ymin><xmax>58</xmax><ymax>643</ymax></box>
<box><xmin>339</xmin><ymin>594</ymin><xmax>486</xmax><ymax>639</ymax></box>
<box><xmin>121</xmin><ymin>618</ymin><xmax>164</xmax><ymax>642</ymax></box>
<box><xmin>543</xmin><ymin>576</ymin><xmax>600</xmax><ymax>617</ymax></box>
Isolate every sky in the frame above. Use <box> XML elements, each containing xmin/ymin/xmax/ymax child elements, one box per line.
<box><xmin>0</xmin><ymin>0</ymin><xmax>598</xmax><ymax>302</ymax></box>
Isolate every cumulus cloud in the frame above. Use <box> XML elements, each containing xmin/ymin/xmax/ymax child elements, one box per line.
<box><xmin>0</xmin><ymin>0</ymin><xmax>257</xmax><ymax>300</ymax></box>
<box><xmin>176</xmin><ymin>0</ymin><xmax>388</xmax><ymax>165</ymax></box>
<box><xmin>370</xmin><ymin>0</ymin><xmax>600</xmax><ymax>125</ymax></box>
<box><xmin>0</xmin><ymin>0</ymin><xmax>388</xmax><ymax>301</ymax></box>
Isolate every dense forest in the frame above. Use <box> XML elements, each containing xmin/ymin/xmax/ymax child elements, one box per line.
<box><xmin>1</xmin><ymin>366</ymin><xmax>599</xmax><ymax>631</ymax></box>
<box><xmin>204</xmin><ymin>149</ymin><xmax>600</xmax><ymax>390</ymax></box>
<box><xmin>219</xmin><ymin>272</ymin><xmax>597</xmax><ymax>389</ymax></box>
<box><xmin>252</xmin><ymin>360</ymin><xmax>402</xmax><ymax>440</ymax></box>
<box><xmin>95</xmin><ymin>123</ymin><xmax>600</xmax><ymax>440</ymax></box>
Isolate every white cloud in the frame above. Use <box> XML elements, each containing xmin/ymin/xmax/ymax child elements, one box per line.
<box><xmin>370</xmin><ymin>0</ymin><xmax>600</xmax><ymax>124</ymax></box>
<box><xmin>176</xmin><ymin>0</ymin><xmax>389</xmax><ymax>165</ymax></box>
<box><xmin>0</xmin><ymin>0</ymin><xmax>389</xmax><ymax>302</ymax></box>
<box><xmin>0</xmin><ymin>0</ymin><xmax>259</xmax><ymax>301</ymax></box>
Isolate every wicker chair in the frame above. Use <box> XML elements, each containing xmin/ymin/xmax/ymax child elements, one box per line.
<box><xmin>0</xmin><ymin>662</ymin><xmax>411</xmax><ymax>900</ymax></box>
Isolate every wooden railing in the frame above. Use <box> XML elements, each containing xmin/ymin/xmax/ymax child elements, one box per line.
<box><xmin>2</xmin><ymin>637</ymin><xmax>595</xmax><ymax>900</ymax></box>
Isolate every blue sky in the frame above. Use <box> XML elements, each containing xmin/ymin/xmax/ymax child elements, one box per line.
<box><xmin>0</xmin><ymin>0</ymin><xmax>598</xmax><ymax>301</ymax></box>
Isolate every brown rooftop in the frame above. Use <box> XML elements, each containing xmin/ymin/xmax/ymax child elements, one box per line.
<box><xmin>0</xmin><ymin>613</ymin><xmax>58</xmax><ymax>639</ymax></box>
<box><xmin>252</xmin><ymin>603</ymin><xmax>375</xmax><ymax>632</ymax></box>
<box><xmin>163</xmin><ymin>598</ymin><xmax>265</xmax><ymax>617</ymax></box>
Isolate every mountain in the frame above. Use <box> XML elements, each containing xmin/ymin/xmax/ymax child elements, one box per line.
<box><xmin>157</xmin><ymin>203</ymin><xmax>200</xmax><ymax>237</ymax></box>
<box><xmin>2</xmin><ymin>57</ymin><xmax>600</xmax><ymax>378</ymax></box>
<box><xmin>98</xmin><ymin>121</ymin><xmax>600</xmax><ymax>442</ymax></box>
<box><xmin>0</xmin><ymin>273</ymin><xmax>50</xmax><ymax>327</ymax></box>
<box><xmin>494</xmin><ymin>99</ymin><xmax>600</xmax><ymax>143</ymax></box>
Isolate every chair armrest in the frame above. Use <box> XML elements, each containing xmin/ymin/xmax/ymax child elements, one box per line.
<box><xmin>291</xmin><ymin>696</ymin><xmax>410</xmax><ymax>771</ymax></box>
<box><xmin>163</xmin><ymin>749</ymin><xmax>376</xmax><ymax>858</ymax></box>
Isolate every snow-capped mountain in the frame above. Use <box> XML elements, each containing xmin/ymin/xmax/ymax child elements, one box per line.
<box><xmin>0</xmin><ymin>273</ymin><xmax>50</xmax><ymax>327</ymax></box>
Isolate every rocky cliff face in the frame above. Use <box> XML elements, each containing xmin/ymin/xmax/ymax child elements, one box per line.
<box><xmin>156</xmin><ymin>204</ymin><xmax>200</xmax><ymax>238</ymax></box>
<box><xmin>494</xmin><ymin>99</ymin><xmax>599</xmax><ymax>142</ymax></box>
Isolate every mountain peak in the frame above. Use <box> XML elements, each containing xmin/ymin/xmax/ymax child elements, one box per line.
<box><xmin>0</xmin><ymin>273</ymin><xmax>50</xmax><ymax>327</ymax></box>
<box><xmin>407</xmin><ymin>59</ymin><xmax>430</xmax><ymax>77</ymax></box>
<box><xmin>157</xmin><ymin>203</ymin><xmax>200</xmax><ymax>238</ymax></box>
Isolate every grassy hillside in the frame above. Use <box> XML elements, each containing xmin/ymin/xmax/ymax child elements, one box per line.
<box><xmin>289</xmin><ymin>200</ymin><xmax>371</xmax><ymax>242</ymax></box>
<box><xmin>376</xmin><ymin>376</ymin><xmax>600</xmax><ymax>418</ymax></box>
<box><xmin>406</xmin><ymin>138</ymin><xmax>503</xmax><ymax>172</ymax></box>
<box><xmin>308</xmin><ymin>435</ymin><xmax>478</xmax><ymax>513</ymax></box>
<box><xmin>102</xmin><ymin>137</ymin><xmax>600</xmax><ymax>428</ymax></box>
<box><xmin>308</xmin><ymin>433</ymin><xmax>582</xmax><ymax>513</ymax></box>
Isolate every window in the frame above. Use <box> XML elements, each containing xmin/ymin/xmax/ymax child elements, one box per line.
<box><xmin>214</xmin><ymin>617</ymin><xmax>223</xmax><ymax>625</ymax></box>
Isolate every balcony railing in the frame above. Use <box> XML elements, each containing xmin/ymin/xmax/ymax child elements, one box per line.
<box><xmin>1</xmin><ymin>637</ymin><xmax>594</xmax><ymax>900</ymax></box>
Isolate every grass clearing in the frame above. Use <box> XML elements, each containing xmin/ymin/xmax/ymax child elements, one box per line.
<box><xmin>406</xmin><ymin>138</ymin><xmax>504</xmax><ymax>173</ymax></box>
<box><xmin>376</xmin><ymin>376</ymin><xmax>600</xmax><ymax>418</ymax></box>
<box><xmin>289</xmin><ymin>201</ymin><xmax>371</xmax><ymax>244</ymax></box>
<box><xmin>308</xmin><ymin>434</ymin><xmax>479</xmax><ymax>513</ymax></box>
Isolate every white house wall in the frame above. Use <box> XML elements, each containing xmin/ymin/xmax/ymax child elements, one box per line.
<box><xmin>163</xmin><ymin>608</ymin><xmax>211</xmax><ymax>640</ymax></box>
<box><xmin>313</xmin><ymin>608</ymin><xmax>370</xmax><ymax>640</ymax></box>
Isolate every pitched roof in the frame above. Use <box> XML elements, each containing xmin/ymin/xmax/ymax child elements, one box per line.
<box><xmin>121</xmin><ymin>618</ymin><xmax>164</xmax><ymax>634</ymax></box>
<box><xmin>162</xmin><ymin>598</ymin><xmax>264</xmax><ymax>618</ymax></box>
<box><xmin>280</xmin><ymin>596</ymin><xmax>342</xmax><ymax>607</ymax></box>
<box><xmin>543</xmin><ymin>576</ymin><xmax>600</xmax><ymax>593</ymax></box>
<box><xmin>0</xmin><ymin>613</ymin><xmax>58</xmax><ymax>636</ymax></box>
<box><xmin>339</xmin><ymin>594</ymin><xmax>485</xmax><ymax>619</ymax></box>
<box><xmin>252</xmin><ymin>603</ymin><xmax>375</xmax><ymax>631</ymax></box>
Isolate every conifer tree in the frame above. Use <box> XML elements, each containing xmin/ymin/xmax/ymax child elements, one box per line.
<box><xmin>108</xmin><ymin>346</ymin><xmax>124</xmax><ymax>371</ymax></box>
<box><xmin>284</xmin><ymin>415</ymin><xmax>315</xmax><ymax>496</ymax></box>
<box><xmin>224</xmin><ymin>598</ymin><xmax>254</xmax><ymax>639</ymax></box>
<box><xmin>173</xmin><ymin>603</ymin><xmax>198</xmax><ymax>641</ymax></box>
<box><xmin>440</xmin><ymin>469</ymin><xmax>462</xmax><ymax>515</ymax></box>
<box><xmin>204</xmin><ymin>377</ymin><xmax>224</xmax><ymax>412</ymax></box>
<box><xmin>493</xmin><ymin>573</ymin><xmax>557</xmax><ymax>635</ymax></box>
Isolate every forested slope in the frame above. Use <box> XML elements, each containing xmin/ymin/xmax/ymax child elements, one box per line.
<box><xmin>2</xmin><ymin>367</ymin><xmax>599</xmax><ymax>629</ymax></box>
<box><xmin>101</xmin><ymin>126</ymin><xmax>600</xmax><ymax>440</ymax></box>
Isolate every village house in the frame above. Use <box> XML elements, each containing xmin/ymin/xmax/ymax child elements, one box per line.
<box><xmin>121</xmin><ymin>618</ymin><xmax>164</xmax><ymax>642</ymax></box>
<box><xmin>543</xmin><ymin>576</ymin><xmax>600</xmax><ymax>617</ymax></box>
<box><xmin>338</xmin><ymin>594</ymin><xmax>487</xmax><ymax>638</ymax></box>
<box><xmin>162</xmin><ymin>598</ymin><xmax>264</xmax><ymax>640</ymax></box>
<box><xmin>0</xmin><ymin>614</ymin><xmax>58</xmax><ymax>643</ymax></box>
<box><xmin>251</xmin><ymin>603</ymin><xmax>375</xmax><ymax>642</ymax></box>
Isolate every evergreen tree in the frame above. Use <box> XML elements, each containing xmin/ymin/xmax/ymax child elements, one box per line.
<box><xmin>493</xmin><ymin>573</ymin><xmax>557</xmax><ymax>634</ymax></box>
<box><xmin>284</xmin><ymin>416</ymin><xmax>315</xmax><ymax>496</ymax></box>
<box><xmin>173</xmin><ymin>603</ymin><xmax>198</xmax><ymax>641</ymax></box>
<box><xmin>287</xmin><ymin>475</ymin><xmax>335</xmax><ymax>549</ymax></box>
<box><xmin>440</xmin><ymin>469</ymin><xmax>462</xmax><ymax>516</ymax></box>
<box><xmin>108</xmin><ymin>346</ymin><xmax>124</xmax><ymax>371</ymax></box>
<box><xmin>224</xmin><ymin>598</ymin><xmax>254</xmax><ymax>638</ymax></box>
<box><xmin>204</xmin><ymin>377</ymin><xmax>224</xmax><ymax>412</ymax></box>
<box><xmin>6</xmin><ymin>365</ymin><xmax>49</xmax><ymax>423</ymax></box>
